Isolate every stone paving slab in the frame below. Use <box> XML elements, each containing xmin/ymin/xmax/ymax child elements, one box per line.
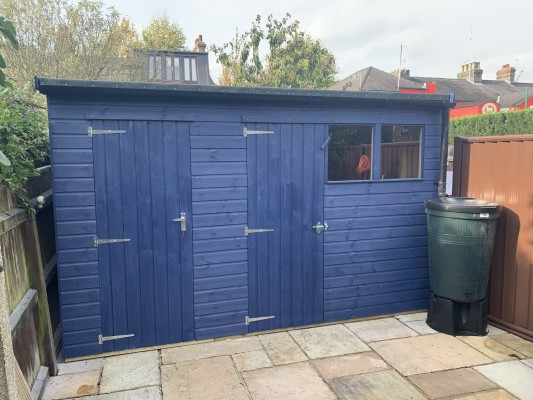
<box><xmin>522</xmin><ymin>358</ymin><xmax>533</xmax><ymax>368</ymax></box>
<box><xmin>77</xmin><ymin>386</ymin><xmax>162</xmax><ymax>400</ymax></box>
<box><xmin>476</xmin><ymin>360</ymin><xmax>533</xmax><ymax>400</ymax></box>
<box><xmin>161</xmin><ymin>337</ymin><xmax>261</xmax><ymax>364</ymax></box>
<box><xmin>408</xmin><ymin>368</ymin><xmax>497</xmax><ymax>399</ymax></box>
<box><xmin>161</xmin><ymin>356</ymin><xmax>248</xmax><ymax>400</ymax></box>
<box><xmin>459</xmin><ymin>336</ymin><xmax>522</xmax><ymax>362</ymax></box>
<box><xmin>232</xmin><ymin>350</ymin><xmax>272</xmax><ymax>372</ymax></box>
<box><xmin>371</xmin><ymin>333</ymin><xmax>492</xmax><ymax>376</ymax></box>
<box><xmin>100</xmin><ymin>351</ymin><xmax>160</xmax><ymax>394</ymax></box>
<box><xmin>43</xmin><ymin>370</ymin><xmax>100</xmax><ymax>400</ymax></box>
<box><xmin>486</xmin><ymin>325</ymin><xmax>507</xmax><ymax>336</ymax></box>
<box><xmin>312</xmin><ymin>351</ymin><xmax>388</xmax><ymax>381</ymax></box>
<box><xmin>330</xmin><ymin>369</ymin><xmax>426</xmax><ymax>400</ymax></box>
<box><xmin>345</xmin><ymin>317</ymin><xmax>418</xmax><ymax>342</ymax></box>
<box><xmin>259</xmin><ymin>332</ymin><xmax>308</xmax><ymax>365</ymax></box>
<box><xmin>490</xmin><ymin>334</ymin><xmax>533</xmax><ymax>358</ymax></box>
<box><xmin>396</xmin><ymin>312</ymin><xmax>427</xmax><ymax>323</ymax></box>
<box><xmin>455</xmin><ymin>390</ymin><xmax>517</xmax><ymax>399</ymax></box>
<box><xmin>290</xmin><ymin>325</ymin><xmax>369</xmax><ymax>359</ymax></box>
<box><xmin>242</xmin><ymin>362</ymin><xmax>336</xmax><ymax>400</ymax></box>
<box><xmin>403</xmin><ymin>320</ymin><xmax>438</xmax><ymax>335</ymax></box>
<box><xmin>57</xmin><ymin>359</ymin><xmax>103</xmax><ymax>376</ymax></box>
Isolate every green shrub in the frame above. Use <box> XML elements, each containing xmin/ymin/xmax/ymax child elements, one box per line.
<box><xmin>449</xmin><ymin>110</ymin><xmax>533</xmax><ymax>144</ymax></box>
<box><xmin>0</xmin><ymin>88</ymin><xmax>49</xmax><ymax>204</ymax></box>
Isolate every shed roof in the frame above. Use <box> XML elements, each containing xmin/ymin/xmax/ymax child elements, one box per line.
<box><xmin>35</xmin><ymin>77</ymin><xmax>453</xmax><ymax>108</ymax></box>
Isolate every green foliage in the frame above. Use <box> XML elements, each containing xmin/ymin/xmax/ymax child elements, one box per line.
<box><xmin>0</xmin><ymin>14</ymin><xmax>19</xmax><ymax>87</ymax></box>
<box><xmin>449</xmin><ymin>110</ymin><xmax>533</xmax><ymax>144</ymax></box>
<box><xmin>0</xmin><ymin>89</ymin><xmax>49</xmax><ymax>204</ymax></box>
<box><xmin>142</xmin><ymin>15</ymin><xmax>187</xmax><ymax>51</ymax></box>
<box><xmin>212</xmin><ymin>13</ymin><xmax>337</xmax><ymax>89</ymax></box>
<box><xmin>0</xmin><ymin>0</ymin><xmax>143</xmax><ymax>88</ymax></box>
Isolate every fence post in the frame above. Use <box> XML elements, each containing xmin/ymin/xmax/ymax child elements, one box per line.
<box><xmin>21</xmin><ymin>215</ymin><xmax>57</xmax><ymax>375</ymax></box>
<box><xmin>0</xmin><ymin>247</ymin><xmax>19</xmax><ymax>399</ymax></box>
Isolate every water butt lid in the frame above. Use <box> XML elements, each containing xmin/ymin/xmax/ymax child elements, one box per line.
<box><xmin>425</xmin><ymin>197</ymin><xmax>502</xmax><ymax>214</ymax></box>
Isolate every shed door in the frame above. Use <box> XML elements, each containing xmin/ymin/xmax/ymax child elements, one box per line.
<box><xmin>92</xmin><ymin>120</ymin><xmax>193</xmax><ymax>352</ymax></box>
<box><xmin>246</xmin><ymin>123</ymin><xmax>326</xmax><ymax>332</ymax></box>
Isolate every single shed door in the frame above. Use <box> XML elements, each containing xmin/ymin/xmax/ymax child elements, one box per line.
<box><xmin>246</xmin><ymin>123</ymin><xmax>326</xmax><ymax>332</ymax></box>
<box><xmin>92</xmin><ymin>120</ymin><xmax>194</xmax><ymax>353</ymax></box>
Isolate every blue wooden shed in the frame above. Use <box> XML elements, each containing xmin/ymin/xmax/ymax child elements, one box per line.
<box><xmin>36</xmin><ymin>78</ymin><xmax>452</xmax><ymax>359</ymax></box>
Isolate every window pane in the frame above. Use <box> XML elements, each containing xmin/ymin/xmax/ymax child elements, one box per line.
<box><xmin>174</xmin><ymin>57</ymin><xmax>180</xmax><ymax>81</ymax></box>
<box><xmin>166</xmin><ymin>57</ymin><xmax>172</xmax><ymax>81</ymax></box>
<box><xmin>328</xmin><ymin>125</ymin><xmax>373</xmax><ymax>181</ymax></box>
<box><xmin>191</xmin><ymin>58</ymin><xmax>197</xmax><ymax>81</ymax></box>
<box><xmin>148</xmin><ymin>56</ymin><xmax>155</xmax><ymax>79</ymax></box>
<box><xmin>184</xmin><ymin>57</ymin><xmax>190</xmax><ymax>81</ymax></box>
<box><xmin>155</xmin><ymin>56</ymin><xmax>162</xmax><ymax>80</ymax></box>
<box><xmin>381</xmin><ymin>125</ymin><xmax>422</xmax><ymax>179</ymax></box>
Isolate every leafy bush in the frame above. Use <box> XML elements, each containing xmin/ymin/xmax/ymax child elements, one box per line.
<box><xmin>449</xmin><ymin>110</ymin><xmax>533</xmax><ymax>144</ymax></box>
<box><xmin>0</xmin><ymin>88</ymin><xmax>49</xmax><ymax>203</ymax></box>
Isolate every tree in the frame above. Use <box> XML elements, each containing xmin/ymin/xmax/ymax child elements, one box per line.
<box><xmin>142</xmin><ymin>15</ymin><xmax>187</xmax><ymax>51</ymax></box>
<box><xmin>0</xmin><ymin>0</ymin><xmax>143</xmax><ymax>88</ymax></box>
<box><xmin>0</xmin><ymin>14</ymin><xmax>18</xmax><ymax>87</ymax></box>
<box><xmin>212</xmin><ymin>13</ymin><xmax>337</xmax><ymax>89</ymax></box>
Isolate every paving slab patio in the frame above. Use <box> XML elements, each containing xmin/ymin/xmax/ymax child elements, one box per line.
<box><xmin>57</xmin><ymin>358</ymin><xmax>102</xmax><ymax>376</ymax></box>
<box><xmin>232</xmin><ymin>350</ymin><xmax>272</xmax><ymax>372</ymax></box>
<box><xmin>43</xmin><ymin>314</ymin><xmax>533</xmax><ymax>400</ymax></box>
<box><xmin>402</xmin><ymin>319</ymin><xmax>438</xmax><ymax>335</ymax></box>
<box><xmin>408</xmin><ymin>368</ymin><xmax>498</xmax><ymax>399</ymax></box>
<box><xmin>475</xmin><ymin>360</ymin><xmax>533</xmax><ymax>400</ymax></box>
<box><xmin>312</xmin><ymin>351</ymin><xmax>388</xmax><ymax>380</ymax></box>
<box><xmin>458</xmin><ymin>335</ymin><xmax>523</xmax><ymax>361</ymax></box>
<box><xmin>161</xmin><ymin>336</ymin><xmax>261</xmax><ymax>364</ymax></box>
<box><xmin>370</xmin><ymin>333</ymin><xmax>493</xmax><ymax>375</ymax></box>
<box><xmin>161</xmin><ymin>355</ymin><xmax>248</xmax><ymax>400</ymax></box>
<box><xmin>77</xmin><ymin>387</ymin><xmax>162</xmax><ymax>400</ymax></box>
<box><xmin>242</xmin><ymin>362</ymin><xmax>336</xmax><ymax>400</ymax></box>
<box><xmin>289</xmin><ymin>324</ymin><xmax>370</xmax><ymax>359</ymax></box>
<box><xmin>43</xmin><ymin>370</ymin><xmax>100</xmax><ymax>400</ymax></box>
<box><xmin>258</xmin><ymin>331</ymin><xmax>308</xmax><ymax>365</ymax></box>
<box><xmin>489</xmin><ymin>334</ymin><xmax>533</xmax><ymax>358</ymax></box>
<box><xmin>99</xmin><ymin>350</ymin><xmax>160</xmax><ymax>394</ymax></box>
<box><xmin>345</xmin><ymin>317</ymin><xmax>418</xmax><ymax>342</ymax></box>
<box><xmin>454</xmin><ymin>390</ymin><xmax>518</xmax><ymax>400</ymax></box>
<box><xmin>329</xmin><ymin>369</ymin><xmax>426</xmax><ymax>400</ymax></box>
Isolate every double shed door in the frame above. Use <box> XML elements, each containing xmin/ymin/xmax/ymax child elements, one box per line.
<box><xmin>92</xmin><ymin>120</ymin><xmax>194</xmax><ymax>353</ymax></box>
<box><xmin>92</xmin><ymin>120</ymin><xmax>326</xmax><ymax>351</ymax></box>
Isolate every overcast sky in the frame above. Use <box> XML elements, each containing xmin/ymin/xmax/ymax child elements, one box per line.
<box><xmin>99</xmin><ymin>0</ymin><xmax>533</xmax><ymax>84</ymax></box>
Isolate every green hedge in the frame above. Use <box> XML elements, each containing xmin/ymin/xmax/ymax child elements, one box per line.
<box><xmin>449</xmin><ymin>110</ymin><xmax>533</xmax><ymax>144</ymax></box>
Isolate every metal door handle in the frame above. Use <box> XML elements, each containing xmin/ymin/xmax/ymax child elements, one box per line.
<box><xmin>312</xmin><ymin>221</ymin><xmax>328</xmax><ymax>234</ymax></box>
<box><xmin>172</xmin><ymin>212</ymin><xmax>186</xmax><ymax>232</ymax></box>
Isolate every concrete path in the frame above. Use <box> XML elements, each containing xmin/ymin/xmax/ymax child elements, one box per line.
<box><xmin>42</xmin><ymin>312</ymin><xmax>533</xmax><ymax>399</ymax></box>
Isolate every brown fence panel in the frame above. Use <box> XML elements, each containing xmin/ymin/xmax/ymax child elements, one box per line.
<box><xmin>453</xmin><ymin>135</ymin><xmax>533</xmax><ymax>340</ymax></box>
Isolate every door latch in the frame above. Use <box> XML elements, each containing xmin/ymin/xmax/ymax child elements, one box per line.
<box><xmin>312</xmin><ymin>221</ymin><xmax>328</xmax><ymax>234</ymax></box>
<box><xmin>172</xmin><ymin>212</ymin><xmax>186</xmax><ymax>232</ymax></box>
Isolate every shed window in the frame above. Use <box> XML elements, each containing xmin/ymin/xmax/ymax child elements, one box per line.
<box><xmin>328</xmin><ymin>125</ymin><xmax>373</xmax><ymax>181</ymax></box>
<box><xmin>381</xmin><ymin>125</ymin><xmax>422</xmax><ymax>179</ymax></box>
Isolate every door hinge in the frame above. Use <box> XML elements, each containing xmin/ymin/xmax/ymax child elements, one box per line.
<box><xmin>244</xmin><ymin>226</ymin><xmax>274</xmax><ymax>236</ymax></box>
<box><xmin>93</xmin><ymin>237</ymin><xmax>131</xmax><ymax>247</ymax></box>
<box><xmin>98</xmin><ymin>333</ymin><xmax>134</xmax><ymax>345</ymax></box>
<box><xmin>245</xmin><ymin>315</ymin><xmax>275</xmax><ymax>325</ymax></box>
<box><xmin>243</xmin><ymin>128</ymin><xmax>274</xmax><ymax>137</ymax></box>
<box><xmin>88</xmin><ymin>127</ymin><xmax>127</xmax><ymax>137</ymax></box>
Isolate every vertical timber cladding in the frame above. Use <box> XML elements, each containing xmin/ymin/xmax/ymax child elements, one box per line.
<box><xmin>40</xmin><ymin>78</ymin><xmax>451</xmax><ymax>358</ymax></box>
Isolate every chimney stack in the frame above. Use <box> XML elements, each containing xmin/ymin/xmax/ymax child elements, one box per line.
<box><xmin>496</xmin><ymin>64</ymin><xmax>516</xmax><ymax>83</ymax></box>
<box><xmin>193</xmin><ymin>34</ymin><xmax>207</xmax><ymax>52</ymax></box>
<box><xmin>457</xmin><ymin>62</ymin><xmax>483</xmax><ymax>83</ymax></box>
